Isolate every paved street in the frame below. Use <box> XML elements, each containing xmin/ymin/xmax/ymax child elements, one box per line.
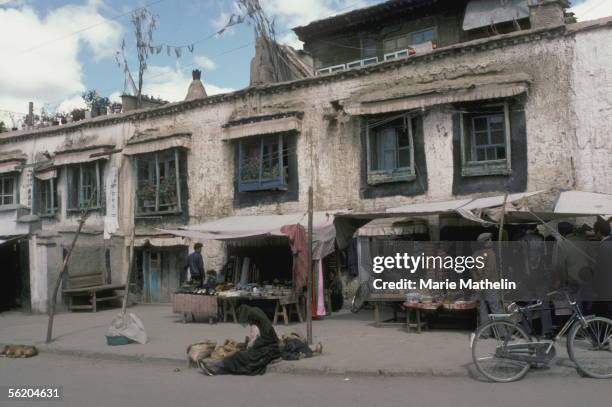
<box><xmin>1</xmin><ymin>353</ymin><xmax>611</xmax><ymax>407</ymax></box>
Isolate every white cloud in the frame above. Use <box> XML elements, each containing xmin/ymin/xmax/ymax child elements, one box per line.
<box><xmin>193</xmin><ymin>55</ymin><xmax>217</xmax><ymax>70</ymax></box>
<box><xmin>0</xmin><ymin>1</ymin><xmax>122</xmax><ymax>123</ymax></box>
<box><xmin>142</xmin><ymin>64</ymin><xmax>234</xmax><ymax>102</ymax></box>
<box><xmin>571</xmin><ymin>0</ymin><xmax>612</xmax><ymax>21</ymax></box>
<box><xmin>56</xmin><ymin>94</ymin><xmax>87</xmax><ymax>113</ymax></box>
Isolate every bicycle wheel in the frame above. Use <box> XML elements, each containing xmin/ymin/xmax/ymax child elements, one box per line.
<box><xmin>472</xmin><ymin>320</ymin><xmax>532</xmax><ymax>382</ymax></box>
<box><xmin>567</xmin><ymin>316</ymin><xmax>612</xmax><ymax>379</ymax></box>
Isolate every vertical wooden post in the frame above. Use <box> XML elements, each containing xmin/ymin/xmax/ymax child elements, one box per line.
<box><xmin>306</xmin><ymin>185</ymin><xmax>313</xmax><ymax>345</ymax></box>
<box><xmin>121</xmin><ymin>227</ymin><xmax>136</xmax><ymax>315</ymax></box>
<box><xmin>497</xmin><ymin>193</ymin><xmax>509</xmax><ymax>305</ymax></box>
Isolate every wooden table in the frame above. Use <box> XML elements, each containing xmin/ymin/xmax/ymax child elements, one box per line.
<box><xmin>218</xmin><ymin>294</ymin><xmax>303</xmax><ymax>325</ymax></box>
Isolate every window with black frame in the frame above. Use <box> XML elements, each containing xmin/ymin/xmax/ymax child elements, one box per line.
<box><xmin>135</xmin><ymin>149</ymin><xmax>182</xmax><ymax>215</ymax></box>
<box><xmin>0</xmin><ymin>175</ymin><xmax>16</xmax><ymax>206</ymax></box>
<box><xmin>67</xmin><ymin>161</ymin><xmax>103</xmax><ymax>211</ymax></box>
<box><xmin>36</xmin><ymin>178</ymin><xmax>58</xmax><ymax>216</ymax></box>
<box><xmin>460</xmin><ymin>102</ymin><xmax>512</xmax><ymax>177</ymax></box>
<box><xmin>366</xmin><ymin>113</ymin><xmax>415</xmax><ymax>185</ymax></box>
<box><xmin>237</xmin><ymin>134</ymin><xmax>289</xmax><ymax>192</ymax></box>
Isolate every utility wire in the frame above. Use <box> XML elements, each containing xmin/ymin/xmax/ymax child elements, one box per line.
<box><xmin>12</xmin><ymin>0</ymin><xmax>170</xmax><ymax>58</ymax></box>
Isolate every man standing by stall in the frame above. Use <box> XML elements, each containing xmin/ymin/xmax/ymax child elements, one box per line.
<box><xmin>185</xmin><ymin>243</ymin><xmax>205</xmax><ymax>288</ymax></box>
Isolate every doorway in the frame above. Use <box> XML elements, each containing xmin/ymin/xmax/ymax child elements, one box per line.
<box><xmin>0</xmin><ymin>237</ymin><xmax>30</xmax><ymax>312</ymax></box>
<box><xmin>136</xmin><ymin>247</ymin><xmax>187</xmax><ymax>303</ymax></box>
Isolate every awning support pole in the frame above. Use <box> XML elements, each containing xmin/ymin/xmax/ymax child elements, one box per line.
<box><xmin>306</xmin><ymin>185</ymin><xmax>313</xmax><ymax>345</ymax></box>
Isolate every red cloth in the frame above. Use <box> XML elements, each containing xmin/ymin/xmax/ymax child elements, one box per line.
<box><xmin>280</xmin><ymin>224</ymin><xmax>308</xmax><ymax>294</ymax></box>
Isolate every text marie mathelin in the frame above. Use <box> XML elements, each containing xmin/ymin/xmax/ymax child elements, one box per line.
<box><xmin>372</xmin><ymin>278</ymin><xmax>517</xmax><ymax>291</ymax></box>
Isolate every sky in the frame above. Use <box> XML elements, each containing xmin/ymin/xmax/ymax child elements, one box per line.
<box><xmin>0</xmin><ymin>0</ymin><xmax>610</xmax><ymax>128</ymax></box>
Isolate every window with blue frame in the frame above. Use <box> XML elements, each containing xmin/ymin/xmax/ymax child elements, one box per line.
<box><xmin>238</xmin><ymin>134</ymin><xmax>289</xmax><ymax>192</ymax></box>
<box><xmin>366</xmin><ymin>113</ymin><xmax>415</xmax><ymax>185</ymax></box>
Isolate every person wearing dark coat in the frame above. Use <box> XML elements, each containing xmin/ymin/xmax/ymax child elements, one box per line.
<box><xmin>185</xmin><ymin>243</ymin><xmax>205</xmax><ymax>287</ymax></box>
<box><xmin>594</xmin><ymin>219</ymin><xmax>612</xmax><ymax>317</ymax></box>
<box><xmin>199</xmin><ymin>305</ymin><xmax>280</xmax><ymax>376</ymax></box>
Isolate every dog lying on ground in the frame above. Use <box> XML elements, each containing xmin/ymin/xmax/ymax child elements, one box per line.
<box><xmin>1</xmin><ymin>345</ymin><xmax>38</xmax><ymax>358</ymax></box>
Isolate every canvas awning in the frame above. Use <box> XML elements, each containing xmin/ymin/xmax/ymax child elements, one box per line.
<box><xmin>554</xmin><ymin>190</ymin><xmax>612</xmax><ymax>217</ymax></box>
<box><xmin>34</xmin><ymin>168</ymin><xmax>57</xmax><ymax>180</ymax></box>
<box><xmin>344</xmin><ymin>74</ymin><xmax>530</xmax><ymax>115</ymax></box>
<box><xmin>386</xmin><ymin>190</ymin><xmax>543</xmax><ymax>216</ymax></box>
<box><xmin>53</xmin><ymin>145</ymin><xmax>115</xmax><ymax>166</ymax></box>
<box><xmin>134</xmin><ymin>236</ymin><xmax>187</xmax><ymax>247</ymax></box>
<box><xmin>463</xmin><ymin>0</ymin><xmax>530</xmax><ymax>31</ymax></box>
<box><xmin>356</xmin><ymin>217</ymin><xmax>429</xmax><ymax>237</ymax></box>
<box><xmin>0</xmin><ymin>150</ymin><xmax>27</xmax><ymax>174</ymax></box>
<box><xmin>222</xmin><ymin>115</ymin><xmax>302</xmax><ymax>141</ymax></box>
<box><xmin>122</xmin><ymin>131</ymin><xmax>191</xmax><ymax>156</ymax></box>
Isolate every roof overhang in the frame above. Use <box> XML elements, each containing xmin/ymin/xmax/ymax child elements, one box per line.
<box><xmin>123</xmin><ymin>131</ymin><xmax>191</xmax><ymax>155</ymax></box>
<box><xmin>53</xmin><ymin>144</ymin><xmax>115</xmax><ymax>166</ymax></box>
<box><xmin>222</xmin><ymin>112</ymin><xmax>303</xmax><ymax>141</ymax></box>
<box><xmin>344</xmin><ymin>74</ymin><xmax>530</xmax><ymax>115</ymax></box>
<box><xmin>463</xmin><ymin>0</ymin><xmax>530</xmax><ymax>31</ymax></box>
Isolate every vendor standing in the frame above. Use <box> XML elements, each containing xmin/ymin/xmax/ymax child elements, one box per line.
<box><xmin>185</xmin><ymin>243</ymin><xmax>205</xmax><ymax>288</ymax></box>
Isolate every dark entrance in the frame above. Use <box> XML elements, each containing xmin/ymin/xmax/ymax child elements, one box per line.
<box><xmin>0</xmin><ymin>237</ymin><xmax>30</xmax><ymax>312</ymax></box>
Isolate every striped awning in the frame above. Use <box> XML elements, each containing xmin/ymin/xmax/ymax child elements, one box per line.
<box><xmin>345</xmin><ymin>73</ymin><xmax>531</xmax><ymax>116</ymax></box>
<box><xmin>222</xmin><ymin>116</ymin><xmax>302</xmax><ymax>141</ymax></box>
<box><xmin>53</xmin><ymin>145</ymin><xmax>114</xmax><ymax>166</ymax></box>
<box><xmin>123</xmin><ymin>132</ymin><xmax>191</xmax><ymax>156</ymax></box>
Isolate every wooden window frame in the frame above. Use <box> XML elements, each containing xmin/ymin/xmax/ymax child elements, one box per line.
<box><xmin>66</xmin><ymin>161</ymin><xmax>103</xmax><ymax>212</ymax></box>
<box><xmin>237</xmin><ymin>134</ymin><xmax>288</xmax><ymax>192</ymax></box>
<box><xmin>134</xmin><ymin>149</ymin><xmax>182</xmax><ymax>216</ymax></box>
<box><xmin>0</xmin><ymin>174</ymin><xmax>17</xmax><ymax>206</ymax></box>
<box><xmin>36</xmin><ymin>178</ymin><xmax>59</xmax><ymax>217</ymax></box>
<box><xmin>366</xmin><ymin>113</ymin><xmax>416</xmax><ymax>185</ymax></box>
<box><xmin>460</xmin><ymin>101</ymin><xmax>512</xmax><ymax>177</ymax></box>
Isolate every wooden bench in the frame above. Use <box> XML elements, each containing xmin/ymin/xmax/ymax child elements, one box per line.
<box><xmin>62</xmin><ymin>271</ymin><xmax>126</xmax><ymax>312</ymax></box>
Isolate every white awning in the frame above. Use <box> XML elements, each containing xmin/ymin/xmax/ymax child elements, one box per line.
<box><xmin>463</xmin><ymin>0</ymin><xmax>530</xmax><ymax>31</ymax></box>
<box><xmin>53</xmin><ymin>145</ymin><xmax>114</xmax><ymax>166</ymax></box>
<box><xmin>134</xmin><ymin>236</ymin><xmax>187</xmax><ymax>247</ymax></box>
<box><xmin>554</xmin><ymin>190</ymin><xmax>612</xmax><ymax>216</ymax></box>
<box><xmin>356</xmin><ymin>217</ymin><xmax>429</xmax><ymax>237</ymax></box>
<box><xmin>387</xmin><ymin>190</ymin><xmax>545</xmax><ymax>215</ymax></box>
<box><xmin>222</xmin><ymin>116</ymin><xmax>302</xmax><ymax>141</ymax></box>
<box><xmin>344</xmin><ymin>76</ymin><xmax>530</xmax><ymax>116</ymax></box>
<box><xmin>123</xmin><ymin>133</ymin><xmax>191</xmax><ymax>156</ymax></box>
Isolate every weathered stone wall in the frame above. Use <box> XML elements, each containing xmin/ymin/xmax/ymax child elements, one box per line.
<box><xmin>571</xmin><ymin>27</ymin><xmax>612</xmax><ymax>194</ymax></box>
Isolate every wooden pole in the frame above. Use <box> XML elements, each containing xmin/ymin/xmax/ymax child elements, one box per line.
<box><xmin>306</xmin><ymin>185</ymin><xmax>313</xmax><ymax>345</ymax></box>
<box><xmin>121</xmin><ymin>227</ymin><xmax>136</xmax><ymax>315</ymax></box>
<box><xmin>497</xmin><ymin>193</ymin><xmax>508</xmax><ymax>305</ymax></box>
<box><xmin>46</xmin><ymin>188</ymin><xmax>97</xmax><ymax>343</ymax></box>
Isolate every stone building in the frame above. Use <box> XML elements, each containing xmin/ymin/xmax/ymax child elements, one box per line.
<box><xmin>0</xmin><ymin>0</ymin><xmax>610</xmax><ymax>313</ymax></box>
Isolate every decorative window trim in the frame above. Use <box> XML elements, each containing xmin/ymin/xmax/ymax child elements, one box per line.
<box><xmin>460</xmin><ymin>101</ymin><xmax>512</xmax><ymax>177</ymax></box>
<box><xmin>0</xmin><ymin>174</ymin><xmax>17</xmax><ymax>207</ymax></box>
<box><xmin>366</xmin><ymin>113</ymin><xmax>416</xmax><ymax>185</ymax></box>
<box><xmin>237</xmin><ymin>133</ymin><xmax>288</xmax><ymax>192</ymax></box>
<box><xmin>66</xmin><ymin>161</ymin><xmax>103</xmax><ymax>212</ymax></box>
<box><xmin>134</xmin><ymin>149</ymin><xmax>183</xmax><ymax>217</ymax></box>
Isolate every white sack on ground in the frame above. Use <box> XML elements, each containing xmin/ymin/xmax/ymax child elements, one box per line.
<box><xmin>107</xmin><ymin>313</ymin><xmax>148</xmax><ymax>344</ymax></box>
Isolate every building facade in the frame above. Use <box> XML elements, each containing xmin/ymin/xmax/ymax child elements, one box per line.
<box><xmin>0</xmin><ymin>0</ymin><xmax>610</xmax><ymax>313</ymax></box>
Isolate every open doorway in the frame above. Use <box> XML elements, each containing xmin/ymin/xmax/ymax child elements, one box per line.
<box><xmin>0</xmin><ymin>237</ymin><xmax>30</xmax><ymax>312</ymax></box>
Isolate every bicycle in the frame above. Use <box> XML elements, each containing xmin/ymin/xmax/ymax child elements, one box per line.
<box><xmin>470</xmin><ymin>291</ymin><xmax>612</xmax><ymax>382</ymax></box>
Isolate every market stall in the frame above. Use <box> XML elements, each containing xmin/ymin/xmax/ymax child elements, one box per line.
<box><xmin>159</xmin><ymin>211</ymin><xmax>338</xmax><ymax>325</ymax></box>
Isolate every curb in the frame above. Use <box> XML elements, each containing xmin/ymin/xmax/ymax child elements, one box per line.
<box><xmin>2</xmin><ymin>342</ymin><xmax>579</xmax><ymax>378</ymax></box>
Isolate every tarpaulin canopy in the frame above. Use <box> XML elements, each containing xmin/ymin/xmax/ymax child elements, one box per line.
<box><xmin>158</xmin><ymin>211</ymin><xmax>341</xmax><ymax>292</ymax></box>
<box><xmin>554</xmin><ymin>190</ymin><xmax>612</xmax><ymax>217</ymax></box>
<box><xmin>356</xmin><ymin>217</ymin><xmax>429</xmax><ymax>237</ymax></box>
<box><xmin>386</xmin><ymin>190</ymin><xmax>544</xmax><ymax>216</ymax></box>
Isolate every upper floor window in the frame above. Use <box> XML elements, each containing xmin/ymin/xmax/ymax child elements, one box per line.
<box><xmin>0</xmin><ymin>175</ymin><xmax>17</xmax><ymax>206</ymax></box>
<box><xmin>36</xmin><ymin>178</ymin><xmax>59</xmax><ymax>216</ymax></box>
<box><xmin>135</xmin><ymin>149</ymin><xmax>182</xmax><ymax>215</ymax></box>
<box><xmin>67</xmin><ymin>161</ymin><xmax>103</xmax><ymax>211</ymax></box>
<box><xmin>460</xmin><ymin>102</ymin><xmax>512</xmax><ymax>177</ymax></box>
<box><xmin>383</xmin><ymin>27</ymin><xmax>437</xmax><ymax>53</ymax></box>
<box><xmin>366</xmin><ymin>113</ymin><xmax>415</xmax><ymax>185</ymax></box>
<box><xmin>238</xmin><ymin>134</ymin><xmax>289</xmax><ymax>192</ymax></box>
